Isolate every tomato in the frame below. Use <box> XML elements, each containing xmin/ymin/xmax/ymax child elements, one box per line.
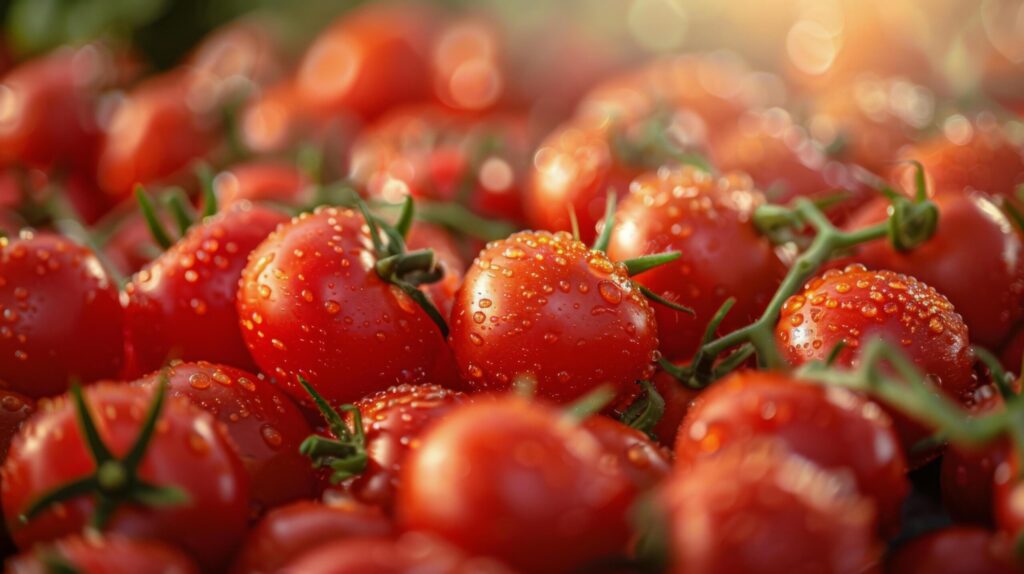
<box><xmin>123</xmin><ymin>202</ymin><xmax>287</xmax><ymax>374</ymax></box>
<box><xmin>582</xmin><ymin>415</ymin><xmax>671</xmax><ymax>492</ymax></box>
<box><xmin>0</xmin><ymin>232</ymin><xmax>124</xmax><ymax>398</ymax></box>
<box><xmin>187</xmin><ymin>21</ymin><xmax>285</xmax><ymax>102</ymax></box>
<box><xmin>1</xmin><ymin>382</ymin><xmax>250</xmax><ymax>571</ymax></box>
<box><xmin>281</xmin><ymin>533</ymin><xmax>514</xmax><ymax>574</ymax></box>
<box><xmin>606</xmin><ymin>166</ymin><xmax>788</xmax><ymax>360</ymax></box>
<box><xmin>775</xmin><ymin>264</ymin><xmax>979</xmax><ymax>467</ymax></box>
<box><xmin>238</xmin><ymin>206</ymin><xmax>449</xmax><ymax>405</ymax></box>
<box><xmin>431</xmin><ymin>17</ymin><xmax>506</xmax><ymax>112</ymax></box>
<box><xmin>449</xmin><ymin>230</ymin><xmax>659</xmax><ymax>403</ymax></box>
<box><xmin>101</xmin><ymin>204</ymin><xmax>175</xmax><ymax>277</ymax></box>
<box><xmin>230</xmin><ymin>498</ymin><xmax>393</xmax><ymax>574</ymax></box>
<box><xmin>97</xmin><ymin>72</ymin><xmax>219</xmax><ymax>197</ymax></box>
<box><xmin>134</xmin><ymin>361</ymin><xmax>314</xmax><ymax>516</ymax></box>
<box><xmin>886</xmin><ymin>527</ymin><xmax>1017</xmax><ymax>574</ymax></box>
<box><xmin>397</xmin><ymin>397</ymin><xmax>635</xmax><ymax>574</ymax></box>
<box><xmin>212</xmin><ymin>161</ymin><xmax>311</xmax><ymax>211</ymax></box>
<box><xmin>295</xmin><ymin>3</ymin><xmax>436</xmax><ymax>121</ymax></box>
<box><xmin>710</xmin><ymin>108</ymin><xmax>870</xmax><ymax>220</ymax></box>
<box><xmin>0</xmin><ymin>388</ymin><xmax>32</xmax><ymax>459</ymax></box>
<box><xmin>6</xmin><ymin>533</ymin><xmax>200</xmax><ymax>574</ymax></box>
<box><xmin>676</xmin><ymin>370</ymin><xmax>908</xmax><ymax>535</ymax></box>
<box><xmin>659</xmin><ymin>439</ymin><xmax>881</xmax><ymax>574</ymax></box>
<box><xmin>405</xmin><ymin>222</ymin><xmax>466</xmax><ymax>319</ymax></box>
<box><xmin>647</xmin><ymin>368</ymin><xmax>701</xmax><ymax>447</ymax></box>
<box><xmin>240</xmin><ymin>83</ymin><xmax>310</xmax><ymax>156</ymax></box>
<box><xmin>847</xmin><ymin>191</ymin><xmax>1024</xmax><ymax>350</ymax></box>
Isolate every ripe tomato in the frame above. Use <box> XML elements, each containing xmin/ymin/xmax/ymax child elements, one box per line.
<box><xmin>775</xmin><ymin>264</ymin><xmax>979</xmax><ymax>467</ymax></box>
<box><xmin>212</xmin><ymin>161</ymin><xmax>310</xmax><ymax>211</ymax></box>
<box><xmin>993</xmin><ymin>455</ymin><xmax>1024</xmax><ymax>542</ymax></box>
<box><xmin>0</xmin><ymin>388</ymin><xmax>33</xmax><ymax>460</ymax></box>
<box><xmin>647</xmin><ymin>368</ymin><xmax>701</xmax><ymax>447</ymax></box>
<box><xmin>238</xmin><ymin>206</ymin><xmax>449</xmax><ymax>404</ymax></box>
<box><xmin>606</xmin><ymin>166</ymin><xmax>788</xmax><ymax>360</ymax></box>
<box><xmin>847</xmin><ymin>191</ymin><xmax>1024</xmax><ymax>350</ymax></box>
<box><xmin>97</xmin><ymin>72</ymin><xmax>219</xmax><ymax>197</ymax></box>
<box><xmin>676</xmin><ymin>370</ymin><xmax>908</xmax><ymax>535</ymax></box>
<box><xmin>281</xmin><ymin>533</ymin><xmax>514</xmax><ymax>574</ymax></box>
<box><xmin>449</xmin><ymin>230</ymin><xmax>659</xmax><ymax>403</ymax></box>
<box><xmin>431</xmin><ymin>16</ymin><xmax>507</xmax><ymax>112</ymax></box>
<box><xmin>295</xmin><ymin>3</ymin><xmax>436</xmax><ymax>121</ymax></box>
<box><xmin>123</xmin><ymin>202</ymin><xmax>287</xmax><ymax>374</ymax></box>
<box><xmin>240</xmin><ymin>83</ymin><xmax>310</xmax><ymax>156</ymax></box>
<box><xmin>100</xmin><ymin>203</ymin><xmax>176</xmax><ymax>277</ymax></box>
<box><xmin>582</xmin><ymin>415</ymin><xmax>671</xmax><ymax>492</ymax></box>
<box><xmin>187</xmin><ymin>21</ymin><xmax>285</xmax><ymax>102</ymax></box>
<box><xmin>6</xmin><ymin>534</ymin><xmax>200</xmax><ymax>574</ymax></box>
<box><xmin>0</xmin><ymin>232</ymin><xmax>124</xmax><ymax>398</ymax></box>
<box><xmin>1</xmin><ymin>383</ymin><xmax>250</xmax><ymax>571</ymax></box>
<box><xmin>230</xmin><ymin>498</ymin><xmax>393</xmax><ymax>574</ymax></box>
<box><xmin>886</xmin><ymin>527</ymin><xmax>1017</xmax><ymax>574</ymax></box>
<box><xmin>660</xmin><ymin>439</ymin><xmax>881</xmax><ymax>574</ymax></box>
<box><xmin>397</xmin><ymin>397</ymin><xmax>636</xmax><ymax>574</ymax></box>
<box><xmin>134</xmin><ymin>361</ymin><xmax>314</xmax><ymax>515</ymax></box>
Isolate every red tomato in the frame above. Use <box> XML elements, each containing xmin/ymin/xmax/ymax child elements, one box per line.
<box><xmin>648</xmin><ymin>368</ymin><xmax>701</xmax><ymax>447</ymax></box>
<box><xmin>775</xmin><ymin>264</ymin><xmax>980</xmax><ymax>467</ymax></box>
<box><xmin>134</xmin><ymin>361</ymin><xmax>314</xmax><ymax>515</ymax></box>
<box><xmin>431</xmin><ymin>17</ymin><xmax>507</xmax><ymax>112</ymax></box>
<box><xmin>97</xmin><ymin>72</ymin><xmax>219</xmax><ymax>197</ymax></box>
<box><xmin>187</xmin><ymin>21</ymin><xmax>285</xmax><ymax>101</ymax></box>
<box><xmin>213</xmin><ymin>161</ymin><xmax>310</xmax><ymax>211</ymax></box>
<box><xmin>1</xmin><ymin>383</ymin><xmax>250</xmax><ymax>571</ymax></box>
<box><xmin>282</xmin><ymin>533</ymin><xmax>514</xmax><ymax>574</ymax></box>
<box><xmin>123</xmin><ymin>202</ymin><xmax>287</xmax><ymax>374</ymax></box>
<box><xmin>886</xmin><ymin>527</ymin><xmax>1017</xmax><ymax>574</ymax></box>
<box><xmin>660</xmin><ymin>439</ymin><xmax>881</xmax><ymax>574</ymax></box>
<box><xmin>238</xmin><ymin>206</ymin><xmax>449</xmax><ymax>405</ymax></box>
<box><xmin>295</xmin><ymin>3</ymin><xmax>437</xmax><ymax>121</ymax></box>
<box><xmin>6</xmin><ymin>533</ymin><xmax>199</xmax><ymax>574</ymax></box>
<box><xmin>676</xmin><ymin>370</ymin><xmax>908</xmax><ymax>535</ymax></box>
<box><xmin>0</xmin><ymin>232</ymin><xmax>124</xmax><ymax>398</ymax></box>
<box><xmin>404</xmin><ymin>222</ymin><xmax>466</xmax><ymax>319</ymax></box>
<box><xmin>398</xmin><ymin>397</ymin><xmax>635</xmax><ymax>574</ymax></box>
<box><xmin>230</xmin><ymin>498</ymin><xmax>393</xmax><ymax>574</ymax></box>
<box><xmin>582</xmin><ymin>415</ymin><xmax>671</xmax><ymax>492</ymax></box>
<box><xmin>847</xmin><ymin>191</ymin><xmax>1024</xmax><ymax>350</ymax></box>
<box><xmin>606</xmin><ymin>166</ymin><xmax>788</xmax><ymax>360</ymax></box>
<box><xmin>449</xmin><ymin>230</ymin><xmax>659</xmax><ymax>404</ymax></box>
<box><xmin>0</xmin><ymin>388</ymin><xmax>32</xmax><ymax>460</ymax></box>
<box><xmin>240</xmin><ymin>83</ymin><xmax>310</xmax><ymax>155</ymax></box>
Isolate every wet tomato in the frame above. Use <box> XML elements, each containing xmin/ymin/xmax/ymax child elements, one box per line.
<box><xmin>0</xmin><ymin>232</ymin><xmax>124</xmax><ymax>398</ymax></box>
<box><xmin>582</xmin><ymin>415</ymin><xmax>671</xmax><ymax>492</ymax></box>
<box><xmin>449</xmin><ymin>230</ymin><xmax>658</xmax><ymax>404</ymax></box>
<box><xmin>398</xmin><ymin>397</ymin><xmax>635</xmax><ymax>574</ymax></box>
<box><xmin>281</xmin><ymin>533</ymin><xmax>514</xmax><ymax>574</ymax></box>
<box><xmin>6</xmin><ymin>534</ymin><xmax>200</xmax><ymax>574</ymax></box>
<box><xmin>212</xmin><ymin>161</ymin><xmax>311</xmax><ymax>211</ymax></box>
<box><xmin>647</xmin><ymin>368</ymin><xmax>701</xmax><ymax>447</ymax></box>
<box><xmin>606</xmin><ymin>166</ymin><xmax>788</xmax><ymax>360</ymax></box>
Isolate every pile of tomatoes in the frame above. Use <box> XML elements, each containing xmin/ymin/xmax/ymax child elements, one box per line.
<box><xmin>1</xmin><ymin>2</ymin><xmax>1024</xmax><ymax>573</ymax></box>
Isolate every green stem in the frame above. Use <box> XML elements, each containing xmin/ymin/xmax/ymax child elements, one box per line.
<box><xmin>134</xmin><ymin>185</ymin><xmax>173</xmax><ymax>250</ymax></box>
<box><xmin>591</xmin><ymin>191</ymin><xmax>617</xmax><ymax>252</ymax></box>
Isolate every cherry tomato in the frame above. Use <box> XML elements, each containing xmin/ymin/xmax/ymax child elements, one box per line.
<box><xmin>97</xmin><ymin>72</ymin><xmax>219</xmax><ymax>197</ymax></box>
<box><xmin>582</xmin><ymin>415</ymin><xmax>671</xmax><ymax>492</ymax></box>
<box><xmin>0</xmin><ymin>388</ymin><xmax>33</xmax><ymax>549</ymax></box>
<box><xmin>282</xmin><ymin>533</ymin><xmax>514</xmax><ymax>574</ymax></box>
<box><xmin>238</xmin><ymin>206</ymin><xmax>449</xmax><ymax>405</ymax></box>
<box><xmin>993</xmin><ymin>454</ymin><xmax>1024</xmax><ymax>542</ymax></box>
<box><xmin>606</xmin><ymin>166</ymin><xmax>788</xmax><ymax>360</ymax></box>
<box><xmin>431</xmin><ymin>16</ymin><xmax>507</xmax><ymax>112</ymax></box>
<box><xmin>295</xmin><ymin>3</ymin><xmax>437</xmax><ymax>121</ymax></box>
<box><xmin>659</xmin><ymin>439</ymin><xmax>881</xmax><ymax>574</ymax></box>
<box><xmin>848</xmin><ymin>191</ymin><xmax>1024</xmax><ymax>350</ymax></box>
<box><xmin>212</xmin><ymin>161</ymin><xmax>311</xmax><ymax>211</ymax></box>
<box><xmin>0</xmin><ymin>232</ymin><xmax>124</xmax><ymax>398</ymax></box>
<box><xmin>240</xmin><ymin>83</ymin><xmax>310</xmax><ymax>156</ymax></box>
<box><xmin>647</xmin><ymin>368</ymin><xmax>701</xmax><ymax>447</ymax></box>
<box><xmin>449</xmin><ymin>230</ymin><xmax>659</xmax><ymax>404</ymax></box>
<box><xmin>123</xmin><ymin>202</ymin><xmax>287</xmax><ymax>374</ymax></box>
<box><xmin>134</xmin><ymin>361</ymin><xmax>314</xmax><ymax>516</ymax></box>
<box><xmin>1</xmin><ymin>383</ymin><xmax>250</xmax><ymax>571</ymax></box>
<box><xmin>775</xmin><ymin>264</ymin><xmax>979</xmax><ymax>467</ymax></box>
<box><xmin>6</xmin><ymin>533</ymin><xmax>200</xmax><ymax>574</ymax></box>
<box><xmin>187</xmin><ymin>21</ymin><xmax>285</xmax><ymax>103</ymax></box>
<box><xmin>230</xmin><ymin>498</ymin><xmax>393</xmax><ymax>574</ymax></box>
<box><xmin>676</xmin><ymin>370</ymin><xmax>908</xmax><ymax>535</ymax></box>
<box><xmin>886</xmin><ymin>527</ymin><xmax>1017</xmax><ymax>574</ymax></box>
<box><xmin>405</xmin><ymin>222</ymin><xmax>466</xmax><ymax>319</ymax></box>
<box><xmin>398</xmin><ymin>397</ymin><xmax>635</xmax><ymax>574</ymax></box>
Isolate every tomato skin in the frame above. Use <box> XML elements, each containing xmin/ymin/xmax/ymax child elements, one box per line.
<box><xmin>0</xmin><ymin>388</ymin><xmax>33</xmax><ymax>459</ymax></box>
<box><xmin>582</xmin><ymin>415</ymin><xmax>671</xmax><ymax>492</ymax></box>
<box><xmin>281</xmin><ymin>533</ymin><xmax>515</xmax><ymax>574</ymax></box>
<box><xmin>6</xmin><ymin>533</ymin><xmax>200</xmax><ymax>574</ymax></box>
<box><xmin>993</xmin><ymin>455</ymin><xmax>1024</xmax><ymax>541</ymax></box>
<box><xmin>238</xmin><ymin>206</ymin><xmax>449</xmax><ymax>405</ymax></box>
<box><xmin>607</xmin><ymin>166</ymin><xmax>788</xmax><ymax>360</ymax></box>
<box><xmin>885</xmin><ymin>527</ymin><xmax>1017</xmax><ymax>574</ymax></box>
<box><xmin>134</xmin><ymin>361</ymin><xmax>314</xmax><ymax>516</ymax></box>
<box><xmin>660</xmin><ymin>439</ymin><xmax>881</xmax><ymax>574</ymax></box>
<box><xmin>230</xmin><ymin>499</ymin><xmax>393</xmax><ymax>574</ymax></box>
<box><xmin>213</xmin><ymin>161</ymin><xmax>311</xmax><ymax>211</ymax></box>
<box><xmin>848</xmin><ymin>191</ymin><xmax>1024</xmax><ymax>350</ymax></box>
<box><xmin>775</xmin><ymin>264</ymin><xmax>979</xmax><ymax>467</ymax></box>
<box><xmin>676</xmin><ymin>371</ymin><xmax>908</xmax><ymax>535</ymax></box>
<box><xmin>449</xmin><ymin>230</ymin><xmax>659</xmax><ymax>403</ymax></box>
<box><xmin>0</xmin><ymin>383</ymin><xmax>250</xmax><ymax>572</ymax></box>
<box><xmin>240</xmin><ymin>83</ymin><xmax>310</xmax><ymax>156</ymax></box>
<box><xmin>0</xmin><ymin>233</ymin><xmax>124</xmax><ymax>398</ymax></box>
<box><xmin>124</xmin><ymin>203</ymin><xmax>287</xmax><ymax>375</ymax></box>
<box><xmin>397</xmin><ymin>397</ymin><xmax>636</xmax><ymax>574</ymax></box>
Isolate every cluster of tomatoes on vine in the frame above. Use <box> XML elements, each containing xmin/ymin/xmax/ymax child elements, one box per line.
<box><xmin>1</xmin><ymin>2</ymin><xmax>1024</xmax><ymax>573</ymax></box>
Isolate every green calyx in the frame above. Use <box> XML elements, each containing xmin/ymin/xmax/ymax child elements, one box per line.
<box><xmin>18</xmin><ymin>374</ymin><xmax>189</xmax><ymax>531</ymax></box>
<box><xmin>133</xmin><ymin>164</ymin><xmax>223</xmax><ymax>251</ymax></box>
<box><xmin>619</xmin><ymin>380</ymin><xmax>666</xmax><ymax>438</ymax></box>
<box><xmin>296</xmin><ymin>377</ymin><xmax>368</xmax><ymax>484</ymax></box>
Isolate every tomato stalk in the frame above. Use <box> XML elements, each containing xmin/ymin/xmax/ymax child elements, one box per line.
<box><xmin>619</xmin><ymin>380</ymin><xmax>666</xmax><ymax>438</ymax></box>
<box><xmin>296</xmin><ymin>377</ymin><xmax>368</xmax><ymax>484</ymax></box>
